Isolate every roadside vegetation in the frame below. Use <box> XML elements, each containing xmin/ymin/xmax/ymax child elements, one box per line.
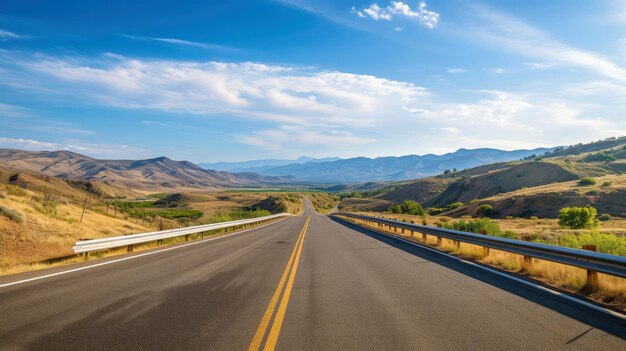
<box><xmin>308</xmin><ymin>192</ymin><xmax>339</xmax><ymax>214</ymax></box>
<box><xmin>0</xmin><ymin>167</ymin><xmax>304</xmax><ymax>271</ymax></box>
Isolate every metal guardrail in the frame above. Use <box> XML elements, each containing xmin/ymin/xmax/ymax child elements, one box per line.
<box><xmin>332</xmin><ymin>212</ymin><xmax>626</xmax><ymax>289</ymax></box>
<box><xmin>72</xmin><ymin>213</ymin><xmax>292</xmax><ymax>254</ymax></box>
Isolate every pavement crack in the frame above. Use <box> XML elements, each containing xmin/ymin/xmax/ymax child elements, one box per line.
<box><xmin>566</xmin><ymin>327</ymin><xmax>594</xmax><ymax>344</ymax></box>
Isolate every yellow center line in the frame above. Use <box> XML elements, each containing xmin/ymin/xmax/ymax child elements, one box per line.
<box><xmin>247</xmin><ymin>216</ymin><xmax>310</xmax><ymax>351</ymax></box>
<box><xmin>262</xmin><ymin>217</ymin><xmax>309</xmax><ymax>351</ymax></box>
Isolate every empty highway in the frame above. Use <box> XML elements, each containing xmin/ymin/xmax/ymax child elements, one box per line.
<box><xmin>0</xmin><ymin>200</ymin><xmax>624</xmax><ymax>350</ymax></box>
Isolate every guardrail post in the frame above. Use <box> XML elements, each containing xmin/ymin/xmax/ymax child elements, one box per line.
<box><xmin>127</xmin><ymin>245</ymin><xmax>133</xmax><ymax>252</ymax></box>
<box><xmin>157</xmin><ymin>239</ymin><xmax>163</xmax><ymax>245</ymax></box>
<box><xmin>477</xmin><ymin>230</ymin><xmax>489</xmax><ymax>255</ymax></box>
<box><xmin>582</xmin><ymin>245</ymin><xmax>599</xmax><ymax>292</ymax></box>
<box><xmin>422</xmin><ymin>233</ymin><xmax>427</xmax><ymax>242</ymax></box>
<box><xmin>454</xmin><ymin>240</ymin><xmax>460</xmax><ymax>250</ymax></box>
<box><xmin>521</xmin><ymin>256</ymin><xmax>533</xmax><ymax>270</ymax></box>
<box><xmin>436</xmin><ymin>236</ymin><xmax>442</xmax><ymax>246</ymax></box>
<box><xmin>185</xmin><ymin>234</ymin><xmax>190</xmax><ymax>242</ymax></box>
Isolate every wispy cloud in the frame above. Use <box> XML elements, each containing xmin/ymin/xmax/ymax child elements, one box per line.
<box><xmin>1</xmin><ymin>50</ymin><xmax>624</xmax><ymax>154</ymax></box>
<box><xmin>352</xmin><ymin>1</ymin><xmax>440</xmax><ymax>29</ymax></box>
<box><xmin>120</xmin><ymin>34</ymin><xmax>230</xmax><ymax>50</ymax></box>
<box><xmin>467</xmin><ymin>5</ymin><xmax>626</xmax><ymax>82</ymax></box>
<box><xmin>0</xmin><ymin>29</ymin><xmax>26</xmax><ymax>40</ymax></box>
<box><xmin>237</xmin><ymin>126</ymin><xmax>375</xmax><ymax>151</ymax></box>
<box><xmin>0</xmin><ymin>137</ymin><xmax>146</xmax><ymax>158</ymax></box>
<box><xmin>0</xmin><ymin>103</ymin><xmax>30</xmax><ymax>117</ymax></box>
<box><xmin>447</xmin><ymin>68</ymin><xmax>467</xmax><ymax>74</ymax></box>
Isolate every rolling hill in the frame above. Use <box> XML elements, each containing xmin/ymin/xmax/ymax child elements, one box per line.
<box><xmin>0</xmin><ymin>149</ymin><xmax>291</xmax><ymax>191</ymax></box>
<box><xmin>339</xmin><ymin>137</ymin><xmax>626</xmax><ymax>218</ymax></box>
<box><xmin>231</xmin><ymin>147</ymin><xmax>555</xmax><ymax>183</ymax></box>
<box><xmin>199</xmin><ymin>156</ymin><xmax>341</xmax><ymax>173</ymax></box>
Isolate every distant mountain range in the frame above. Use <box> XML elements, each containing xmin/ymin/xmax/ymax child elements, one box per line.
<box><xmin>201</xmin><ymin>148</ymin><xmax>556</xmax><ymax>183</ymax></box>
<box><xmin>199</xmin><ymin>156</ymin><xmax>342</xmax><ymax>173</ymax></box>
<box><xmin>0</xmin><ymin>149</ymin><xmax>291</xmax><ymax>190</ymax></box>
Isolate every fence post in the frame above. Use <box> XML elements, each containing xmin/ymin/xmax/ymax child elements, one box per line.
<box><xmin>582</xmin><ymin>245</ymin><xmax>599</xmax><ymax>292</ymax></box>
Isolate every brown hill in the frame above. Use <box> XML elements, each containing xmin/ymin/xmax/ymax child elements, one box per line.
<box><xmin>0</xmin><ymin>149</ymin><xmax>290</xmax><ymax>190</ymax></box>
<box><xmin>445</xmin><ymin>174</ymin><xmax>626</xmax><ymax>218</ymax></box>
<box><xmin>425</xmin><ymin>162</ymin><xmax>579</xmax><ymax>207</ymax></box>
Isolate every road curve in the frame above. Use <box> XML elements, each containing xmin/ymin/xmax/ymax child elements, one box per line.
<box><xmin>0</xmin><ymin>199</ymin><xmax>624</xmax><ymax>350</ymax></box>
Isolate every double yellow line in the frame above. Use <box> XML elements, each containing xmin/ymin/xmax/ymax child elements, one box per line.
<box><xmin>247</xmin><ymin>216</ymin><xmax>311</xmax><ymax>351</ymax></box>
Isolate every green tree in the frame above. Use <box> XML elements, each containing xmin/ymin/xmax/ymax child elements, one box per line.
<box><xmin>557</xmin><ymin>206</ymin><xmax>598</xmax><ymax>229</ymax></box>
<box><xmin>578</xmin><ymin>177</ymin><xmax>596</xmax><ymax>186</ymax></box>
<box><xmin>400</xmin><ymin>200</ymin><xmax>425</xmax><ymax>216</ymax></box>
<box><xmin>388</xmin><ymin>201</ymin><xmax>425</xmax><ymax>216</ymax></box>
<box><xmin>388</xmin><ymin>204</ymin><xmax>402</xmax><ymax>214</ymax></box>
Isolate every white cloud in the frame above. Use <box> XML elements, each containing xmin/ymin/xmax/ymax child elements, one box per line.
<box><xmin>0</xmin><ymin>29</ymin><xmax>25</xmax><ymax>40</ymax></box>
<box><xmin>447</xmin><ymin>68</ymin><xmax>467</xmax><ymax>74</ymax></box>
<box><xmin>0</xmin><ymin>137</ymin><xmax>145</xmax><ymax>157</ymax></box>
<box><xmin>237</xmin><ymin>126</ymin><xmax>375</xmax><ymax>151</ymax></box>
<box><xmin>1</xmin><ymin>51</ymin><xmax>624</xmax><ymax>155</ymax></box>
<box><xmin>441</xmin><ymin>127</ymin><xmax>460</xmax><ymax>134</ymax></box>
<box><xmin>120</xmin><ymin>35</ymin><xmax>228</xmax><ymax>50</ymax></box>
<box><xmin>1</xmin><ymin>53</ymin><xmax>426</xmax><ymax>128</ymax></box>
<box><xmin>0</xmin><ymin>103</ymin><xmax>30</xmax><ymax>117</ymax></box>
<box><xmin>468</xmin><ymin>6</ymin><xmax>626</xmax><ymax>82</ymax></box>
<box><xmin>524</xmin><ymin>62</ymin><xmax>555</xmax><ymax>70</ymax></box>
<box><xmin>354</xmin><ymin>1</ymin><xmax>440</xmax><ymax>29</ymax></box>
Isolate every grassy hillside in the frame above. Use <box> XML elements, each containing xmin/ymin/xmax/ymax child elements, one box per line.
<box><xmin>308</xmin><ymin>193</ymin><xmax>339</xmax><ymax>214</ymax></box>
<box><xmin>0</xmin><ymin>166</ymin><xmax>303</xmax><ymax>268</ymax></box>
<box><xmin>340</xmin><ymin>137</ymin><xmax>626</xmax><ymax>219</ymax></box>
<box><xmin>0</xmin><ymin>180</ymin><xmax>149</xmax><ymax>266</ymax></box>
<box><xmin>0</xmin><ymin>149</ymin><xmax>290</xmax><ymax>191</ymax></box>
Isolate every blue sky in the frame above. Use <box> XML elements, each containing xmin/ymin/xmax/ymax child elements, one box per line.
<box><xmin>1</xmin><ymin>0</ymin><xmax>625</xmax><ymax>162</ymax></box>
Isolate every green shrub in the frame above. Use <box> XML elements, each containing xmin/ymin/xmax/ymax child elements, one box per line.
<box><xmin>477</xmin><ymin>204</ymin><xmax>494</xmax><ymax>218</ymax></box>
<box><xmin>557</xmin><ymin>206</ymin><xmax>598</xmax><ymax>229</ymax></box>
<box><xmin>0</xmin><ymin>205</ymin><xmax>24</xmax><ymax>223</ymax></box>
<box><xmin>446</xmin><ymin>202</ymin><xmax>464</xmax><ymax>211</ymax></box>
<box><xmin>578</xmin><ymin>177</ymin><xmax>596</xmax><ymax>186</ymax></box>
<box><xmin>388</xmin><ymin>201</ymin><xmax>425</xmax><ymax>216</ymax></box>
<box><xmin>468</xmin><ymin>199</ymin><xmax>480</xmax><ymax>204</ymax></box>
<box><xmin>427</xmin><ymin>207</ymin><xmax>444</xmax><ymax>215</ymax></box>
<box><xmin>601</xmin><ymin>181</ymin><xmax>612</xmax><ymax>187</ymax></box>
<box><xmin>581</xmin><ymin>153</ymin><xmax>616</xmax><ymax>163</ymax></box>
<box><xmin>559</xmin><ymin>231</ymin><xmax>626</xmax><ymax>256</ymax></box>
<box><xmin>443</xmin><ymin>218</ymin><xmax>516</xmax><ymax>239</ymax></box>
<box><xmin>585</xmin><ymin>190</ymin><xmax>598</xmax><ymax>195</ymax></box>
<box><xmin>598</xmin><ymin>214</ymin><xmax>611</xmax><ymax>222</ymax></box>
<box><xmin>529</xmin><ymin>216</ymin><xmax>539</xmax><ymax>220</ymax></box>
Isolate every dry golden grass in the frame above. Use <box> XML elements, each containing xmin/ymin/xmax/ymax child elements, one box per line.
<box><xmin>0</xmin><ymin>185</ymin><xmax>149</xmax><ymax>266</ymax></box>
<box><xmin>0</xmin><ymin>215</ymin><xmax>286</xmax><ymax>276</ymax></box>
<box><xmin>340</xmin><ymin>215</ymin><xmax>626</xmax><ymax>311</ymax></box>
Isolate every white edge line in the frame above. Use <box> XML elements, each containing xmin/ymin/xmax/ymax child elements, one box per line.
<box><xmin>0</xmin><ymin>217</ymin><xmax>292</xmax><ymax>289</ymax></box>
<box><xmin>341</xmin><ymin>218</ymin><xmax>626</xmax><ymax>321</ymax></box>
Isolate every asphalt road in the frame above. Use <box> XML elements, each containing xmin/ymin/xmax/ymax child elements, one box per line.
<box><xmin>0</xmin><ymin>200</ymin><xmax>625</xmax><ymax>350</ymax></box>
